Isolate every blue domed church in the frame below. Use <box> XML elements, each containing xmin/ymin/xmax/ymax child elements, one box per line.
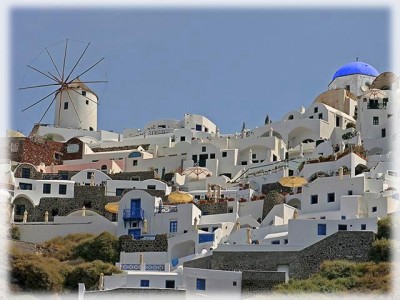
<box><xmin>328</xmin><ymin>61</ymin><xmax>379</xmax><ymax>97</ymax></box>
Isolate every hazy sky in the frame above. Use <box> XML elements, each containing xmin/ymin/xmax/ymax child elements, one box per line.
<box><xmin>11</xmin><ymin>8</ymin><xmax>389</xmax><ymax>136</ymax></box>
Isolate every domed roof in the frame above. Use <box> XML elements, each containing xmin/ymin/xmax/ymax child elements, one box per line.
<box><xmin>332</xmin><ymin>61</ymin><xmax>379</xmax><ymax>80</ymax></box>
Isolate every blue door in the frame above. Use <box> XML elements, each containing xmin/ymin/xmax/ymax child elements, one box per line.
<box><xmin>128</xmin><ymin>228</ymin><xmax>141</xmax><ymax>239</ymax></box>
<box><xmin>131</xmin><ymin>198</ymin><xmax>141</xmax><ymax>210</ymax></box>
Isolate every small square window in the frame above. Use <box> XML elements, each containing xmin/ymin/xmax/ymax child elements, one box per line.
<box><xmin>373</xmin><ymin>116</ymin><xmax>379</xmax><ymax>125</ymax></box>
<box><xmin>170</xmin><ymin>220</ymin><xmax>178</xmax><ymax>233</ymax></box>
<box><xmin>16</xmin><ymin>204</ymin><xmax>25</xmax><ymax>215</ymax></box>
<box><xmin>318</xmin><ymin>224</ymin><xmax>326</xmax><ymax>235</ymax></box>
<box><xmin>43</xmin><ymin>184</ymin><xmax>51</xmax><ymax>194</ymax></box>
<box><xmin>345</xmin><ymin>85</ymin><xmax>350</xmax><ymax>91</ymax></box>
<box><xmin>202</xmin><ymin>146</ymin><xmax>206</xmax><ymax>152</ymax></box>
<box><xmin>19</xmin><ymin>183</ymin><xmax>32</xmax><ymax>190</ymax></box>
<box><xmin>82</xmin><ymin>91</ymin><xmax>87</xmax><ymax>96</ymax></box>
<box><xmin>348</xmin><ymin>190</ymin><xmax>353</xmax><ymax>195</ymax></box>
<box><xmin>252</xmin><ymin>153</ymin><xmax>256</xmax><ymax>159</ymax></box>
<box><xmin>372</xmin><ymin>206</ymin><xmax>377</xmax><ymax>212</ymax></box>
<box><xmin>196</xmin><ymin>124</ymin><xmax>202</xmax><ymax>131</ymax></box>
<box><xmin>241</xmin><ymin>161</ymin><xmax>247</xmax><ymax>165</ymax></box>
<box><xmin>314</xmin><ymin>107</ymin><xmax>318</xmax><ymax>113</ymax></box>
<box><xmin>133</xmin><ymin>160</ymin><xmax>138</xmax><ymax>166</ymax></box>
<box><xmin>21</xmin><ymin>168</ymin><xmax>31</xmax><ymax>179</ymax></box>
<box><xmin>87</xmin><ymin>172</ymin><xmax>94</xmax><ymax>179</ymax></box>
<box><xmin>165</xmin><ymin>280</ymin><xmax>175</xmax><ymax>289</ymax></box>
<box><xmin>233</xmin><ymin>281</ymin><xmax>237</xmax><ymax>286</ymax></box>
<box><xmin>361</xmin><ymin>224</ymin><xmax>367</xmax><ymax>230</ymax></box>
<box><xmin>210</xmin><ymin>153</ymin><xmax>215</xmax><ymax>159</ymax></box>
<box><xmin>341</xmin><ymin>216</ymin><xmax>346</xmax><ymax>220</ymax></box>
<box><xmin>59</xmin><ymin>184</ymin><xmax>67</xmax><ymax>195</ymax></box>
<box><xmin>140</xmin><ymin>280</ymin><xmax>150</xmax><ymax>287</ymax></box>
<box><xmin>84</xmin><ymin>201</ymin><xmax>92</xmax><ymax>208</ymax></box>
<box><xmin>64</xmin><ymin>102</ymin><xmax>68</xmax><ymax>109</ymax></box>
<box><xmin>180</xmin><ymin>136</ymin><xmax>185</xmax><ymax>142</ymax></box>
<box><xmin>222</xmin><ymin>151</ymin><xmax>227</xmax><ymax>157</ymax></box>
<box><xmin>318</xmin><ymin>113</ymin><xmax>323</xmax><ymax>119</ymax></box>
<box><xmin>327</xmin><ymin>193</ymin><xmax>335</xmax><ymax>203</ymax></box>
<box><xmin>196</xmin><ymin>278</ymin><xmax>206</xmax><ymax>291</ymax></box>
<box><xmin>311</xmin><ymin>195</ymin><xmax>318</xmax><ymax>204</ymax></box>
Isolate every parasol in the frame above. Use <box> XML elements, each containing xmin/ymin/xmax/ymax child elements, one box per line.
<box><xmin>105</xmin><ymin>202</ymin><xmax>119</xmax><ymax>214</ymax></box>
<box><xmin>183</xmin><ymin>166</ymin><xmax>212</xmax><ymax>181</ymax></box>
<box><xmin>168</xmin><ymin>190</ymin><xmax>194</xmax><ymax>204</ymax></box>
<box><xmin>279</xmin><ymin>176</ymin><xmax>307</xmax><ymax>188</ymax></box>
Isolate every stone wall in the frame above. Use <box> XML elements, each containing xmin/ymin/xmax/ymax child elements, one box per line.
<box><xmin>183</xmin><ymin>255</ymin><xmax>212</xmax><ymax>270</ymax></box>
<box><xmin>9</xmin><ymin>137</ymin><xmax>64</xmax><ymax>166</ymax></box>
<box><xmin>63</xmin><ymin>137</ymin><xmax>84</xmax><ymax>161</ymax></box>
<box><xmin>262</xmin><ymin>191</ymin><xmax>285</xmax><ymax>219</ymax></box>
<box><xmin>120</xmin><ymin>234</ymin><xmax>168</xmax><ymax>252</ymax></box>
<box><xmin>196</xmin><ymin>202</ymin><xmax>228</xmax><ymax>215</ymax></box>
<box><xmin>241</xmin><ymin>271</ymin><xmax>286</xmax><ymax>293</ymax></box>
<box><xmin>185</xmin><ymin>231</ymin><xmax>374</xmax><ymax>290</ymax></box>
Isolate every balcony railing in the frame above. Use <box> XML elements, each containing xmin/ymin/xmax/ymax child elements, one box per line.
<box><xmin>367</xmin><ymin>103</ymin><xmax>387</xmax><ymax>109</ymax></box>
<box><xmin>123</xmin><ymin>208</ymin><xmax>144</xmax><ymax>221</ymax></box>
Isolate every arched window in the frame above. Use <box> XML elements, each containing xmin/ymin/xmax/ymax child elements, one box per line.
<box><xmin>101</xmin><ymin>165</ymin><xmax>107</xmax><ymax>171</ymax></box>
<box><xmin>128</xmin><ymin>152</ymin><xmax>142</xmax><ymax>158</ymax></box>
<box><xmin>288</xmin><ymin>115</ymin><xmax>294</xmax><ymax>120</ymax></box>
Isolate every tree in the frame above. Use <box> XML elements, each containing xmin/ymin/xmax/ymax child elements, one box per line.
<box><xmin>369</xmin><ymin>239</ymin><xmax>391</xmax><ymax>262</ymax></box>
<box><xmin>65</xmin><ymin>260</ymin><xmax>122</xmax><ymax>290</ymax></box>
<box><xmin>377</xmin><ymin>217</ymin><xmax>392</xmax><ymax>240</ymax></box>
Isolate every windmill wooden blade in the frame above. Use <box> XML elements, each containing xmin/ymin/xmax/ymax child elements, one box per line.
<box><xmin>64</xmin><ymin>42</ymin><xmax>90</xmax><ymax>83</ymax></box>
<box><xmin>68</xmin><ymin>57</ymin><xmax>105</xmax><ymax>83</ymax></box>
<box><xmin>61</xmin><ymin>39</ymin><xmax>68</xmax><ymax>81</ymax></box>
<box><xmin>66</xmin><ymin>89</ymin><xmax>82</xmax><ymax>123</ymax></box>
<box><xmin>19</xmin><ymin>83</ymin><xmax>60</xmax><ymax>90</ymax></box>
<box><xmin>28</xmin><ymin>65</ymin><xmax>59</xmax><ymax>83</ymax></box>
<box><xmin>38</xmin><ymin>94</ymin><xmax>57</xmax><ymax>124</ymax></box>
<box><xmin>45</xmin><ymin>47</ymin><xmax>62</xmax><ymax>79</ymax></box>
<box><xmin>21</xmin><ymin>88</ymin><xmax>59</xmax><ymax>112</ymax></box>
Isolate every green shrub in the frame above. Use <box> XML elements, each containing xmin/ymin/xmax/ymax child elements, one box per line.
<box><xmin>10</xmin><ymin>226</ymin><xmax>20</xmax><ymax>240</ymax></box>
<box><xmin>320</xmin><ymin>260</ymin><xmax>354</xmax><ymax>279</ymax></box>
<box><xmin>73</xmin><ymin>232</ymin><xmax>119</xmax><ymax>264</ymax></box>
<box><xmin>65</xmin><ymin>260</ymin><xmax>122</xmax><ymax>290</ymax></box>
<box><xmin>377</xmin><ymin>217</ymin><xmax>392</xmax><ymax>240</ymax></box>
<box><xmin>369</xmin><ymin>239</ymin><xmax>391</xmax><ymax>262</ymax></box>
<box><xmin>11</xmin><ymin>251</ymin><xmax>69</xmax><ymax>292</ymax></box>
<box><xmin>40</xmin><ymin>233</ymin><xmax>95</xmax><ymax>261</ymax></box>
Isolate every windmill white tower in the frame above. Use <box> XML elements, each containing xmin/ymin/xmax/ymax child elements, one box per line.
<box><xmin>54</xmin><ymin>78</ymin><xmax>98</xmax><ymax>131</ymax></box>
<box><xmin>19</xmin><ymin>39</ymin><xmax>106</xmax><ymax>132</ymax></box>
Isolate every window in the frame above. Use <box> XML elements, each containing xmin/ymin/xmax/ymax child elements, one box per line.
<box><xmin>210</xmin><ymin>153</ymin><xmax>215</xmax><ymax>159</ymax></box>
<box><xmin>84</xmin><ymin>201</ymin><xmax>92</xmax><ymax>208</ymax></box>
<box><xmin>43</xmin><ymin>184</ymin><xmax>51</xmax><ymax>194</ymax></box>
<box><xmin>202</xmin><ymin>146</ymin><xmax>206</xmax><ymax>152</ymax></box>
<box><xmin>271</xmin><ymin>240</ymin><xmax>280</xmax><ymax>245</ymax></box>
<box><xmin>147</xmin><ymin>185</ymin><xmax>156</xmax><ymax>190</ymax></box>
<box><xmin>116</xmin><ymin>188</ymin><xmax>125</xmax><ymax>196</ymax></box>
<box><xmin>205</xmin><ymin>127</ymin><xmax>208</xmax><ymax>133</ymax></box>
<box><xmin>311</xmin><ymin>195</ymin><xmax>318</xmax><ymax>204</ymax></box>
<box><xmin>54</xmin><ymin>152</ymin><xmax>61</xmax><ymax>160</ymax></box>
<box><xmin>59</xmin><ymin>184</ymin><xmax>67</xmax><ymax>195</ymax></box>
<box><xmin>52</xmin><ymin>208</ymin><xmax>59</xmax><ymax>216</ymax></box>
<box><xmin>288</xmin><ymin>115</ymin><xmax>294</xmax><ymax>120</ymax></box>
<box><xmin>222</xmin><ymin>151</ymin><xmax>227</xmax><ymax>157</ymax></box>
<box><xmin>284</xmin><ymin>239</ymin><xmax>288</xmax><ymax>244</ymax></box>
<box><xmin>318</xmin><ymin>224</ymin><xmax>326</xmax><ymax>235</ymax></box>
<box><xmin>87</xmin><ymin>172</ymin><xmax>94</xmax><ymax>179</ymax></box>
<box><xmin>318</xmin><ymin>113</ymin><xmax>323</xmax><ymax>119</ymax></box>
<box><xmin>86</xmin><ymin>100</ymin><xmax>89</xmax><ymax>105</ymax></box>
<box><xmin>327</xmin><ymin>193</ymin><xmax>335</xmax><ymax>203</ymax></box>
<box><xmin>382</xmin><ymin>128</ymin><xmax>386</xmax><ymax>138</ymax></box>
<box><xmin>131</xmin><ymin>176</ymin><xmax>140</xmax><ymax>181</ymax></box>
<box><xmin>196</xmin><ymin>278</ymin><xmax>206</xmax><ymax>291</ymax></box>
<box><xmin>133</xmin><ymin>160</ymin><xmax>138</xmax><ymax>166</ymax></box>
<box><xmin>19</xmin><ymin>183</ymin><xmax>32</xmax><ymax>190</ymax></box>
<box><xmin>372</xmin><ymin>206</ymin><xmax>377</xmax><ymax>213</ymax></box>
<box><xmin>16</xmin><ymin>204</ymin><xmax>25</xmax><ymax>215</ymax></box>
<box><xmin>180</xmin><ymin>136</ymin><xmax>185</xmax><ymax>142</ymax></box>
<box><xmin>373</xmin><ymin>116</ymin><xmax>379</xmax><ymax>125</ymax></box>
<box><xmin>241</xmin><ymin>161</ymin><xmax>247</xmax><ymax>165</ymax></box>
<box><xmin>361</xmin><ymin>224</ymin><xmax>367</xmax><ymax>230</ymax></box>
<box><xmin>82</xmin><ymin>91</ymin><xmax>87</xmax><ymax>96</ymax></box>
<box><xmin>140</xmin><ymin>280</ymin><xmax>150</xmax><ymax>287</ymax></box>
<box><xmin>165</xmin><ymin>280</ymin><xmax>175</xmax><ymax>289</ymax></box>
<box><xmin>341</xmin><ymin>216</ymin><xmax>346</xmax><ymax>220</ymax></box>
<box><xmin>89</xmin><ymin>127</ymin><xmax>93</xmax><ymax>131</ymax></box>
<box><xmin>64</xmin><ymin>102</ymin><xmax>68</xmax><ymax>109</ymax></box>
<box><xmin>309</xmin><ymin>116</ymin><xmax>313</xmax><ymax>119</ymax></box>
<box><xmin>345</xmin><ymin>85</ymin><xmax>350</xmax><ymax>91</ymax></box>
<box><xmin>233</xmin><ymin>281</ymin><xmax>237</xmax><ymax>286</ymax></box>
<box><xmin>196</xmin><ymin>124</ymin><xmax>202</xmax><ymax>131</ymax></box>
<box><xmin>192</xmin><ymin>155</ymin><xmax>198</xmax><ymax>163</ymax></box>
<box><xmin>252</xmin><ymin>153</ymin><xmax>257</xmax><ymax>159</ymax></box>
<box><xmin>21</xmin><ymin>168</ymin><xmax>31</xmax><ymax>179</ymax></box>
<box><xmin>338</xmin><ymin>224</ymin><xmax>347</xmax><ymax>231</ymax></box>
<box><xmin>348</xmin><ymin>190</ymin><xmax>353</xmax><ymax>195</ymax></box>
<box><xmin>314</xmin><ymin>107</ymin><xmax>318</xmax><ymax>113</ymax></box>
<box><xmin>170</xmin><ymin>220</ymin><xmax>178</xmax><ymax>233</ymax></box>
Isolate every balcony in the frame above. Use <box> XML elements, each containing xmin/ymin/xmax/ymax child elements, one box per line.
<box><xmin>123</xmin><ymin>208</ymin><xmax>144</xmax><ymax>221</ymax></box>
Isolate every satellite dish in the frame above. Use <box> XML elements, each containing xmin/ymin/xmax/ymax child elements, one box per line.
<box><xmin>361</xmin><ymin>85</ymin><xmax>369</xmax><ymax>92</ymax></box>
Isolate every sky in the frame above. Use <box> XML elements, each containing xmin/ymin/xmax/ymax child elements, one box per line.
<box><xmin>10</xmin><ymin>8</ymin><xmax>390</xmax><ymax>136</ymax></box>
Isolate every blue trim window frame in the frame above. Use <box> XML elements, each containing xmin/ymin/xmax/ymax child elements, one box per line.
<box><xmin>140</xmin><ymin>280</ymin><xmax>150</xmax><ymax>287</ymax></box>
<box><xmin>170</xmin><ymin>220</ymin><xmax>178</xmax><ymax>233</ymax></box>
<box><xmin>196</xmin><ymin>278</ymin><xmax>206</xmax><ymax>291</ymax></box>
<box><xmin>317</xmin><ymin>224</ymin><xmax>327</xmax><ymax>235</ymax></box>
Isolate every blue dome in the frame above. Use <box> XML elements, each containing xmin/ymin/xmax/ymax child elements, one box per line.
<box><xmin>332</xmin><ymin>61</ymin><xmax>379</xmax><ymax>80</ymax></box>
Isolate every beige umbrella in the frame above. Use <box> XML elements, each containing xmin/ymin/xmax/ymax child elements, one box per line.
<box><xmin>363</xmin><ymin>88</ymin><xmax>386</xmax><ymax>100</ymax></box>
<box><xmin>168</xmin><ymin>190</ymin><xmax>194</xmax><ymax>204</ymax></box>
<box><xmin>105</xmin><ymin>202</ymin><xmax>119</xmax><ymax>214</ymax></box>
<box><xmin>183</xmin><ymin>166</ymin><xmax>212</xmax><ymax>181</ymax></box>
<box><xmin>279</xmin><ymin>176</ymin><xmax>307</xmax><ymax>188</ymax></box>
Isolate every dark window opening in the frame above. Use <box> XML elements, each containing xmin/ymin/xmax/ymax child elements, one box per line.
<box><xmin>16</xmin><ymin>204</ymin><xmax>25</xmax><ymax>215</ymax></box>
<box><xmin>311</xmin><ymin>195</ymin><xmax>318</xmax><ymax>204</ymax></box>
<box><xmin>43</xmin><ymin>184</ymin><xmax>51</xmax><ymax>194</ymax></box>
<box><xmin>196</xmin><ymin>278</ymin><xmax>206</xmax><ymax>291</ymax></box>
<box><xmin>314</xmin><ymin>107</ymin><xmax>318</xmax><ymax>113</ymax></box>
<box><xmin>348</xmin><ymin>190</ymin><xmax>353</xmax><ymax>195</ymax></box>
<box><xmin>165</xmin><ymin>280</ymin><xmax>175</xmax><ymax>289</ymax></box>
<box><xmin>140</xmin><ymin>280</ymin><xmax>150</xmax><ymax>287</ymax></box>
<box><xmin>372</xmin><ymin>206</ymin><xmax>377</xmax><ymax>212</ymax></box>
<box><xmin>361</xmin><ymin>224</ymin><xmax>366</xmax><ymax>230</ymax></box>
<box><xmin>116</xmin><ymin>188</ymin><xmax>125</xmax><ymax>196</ymax></box>
<box><xmin>210</xmin><ymin>153</ymin><xmax>215</xmax><ymax>159</ymax></box>
<box><xmin>21</xmin><ymin>168</ymin><xmax>31</xmax><ymax>179</ymax></box>
<box><xmin>202</xmin><ymin>146</ymin><xmax>206</xmax><ymax>152</ymax></box>
<box><xmin>147</xmin><ymin>185</ymin><xmax>156</xmax><ymax>190</ymax></box>
<box><xmin>51</xmin><ymin>208</ymin><xmax>59</xmax><ymax>216</ymax></box>
<box><xmin>84</xmin><ymin>201</ymin><xmax>92</xmax><ymax>208</ymax></box>
<box><xmin>327</xmin><ymin>193</ymin><xmax>335</xmax><ymax>203</ymax></box>
<box><xmin>19</xmin><ymin>183</ymin><xmax>32</xmax><ymax>190</ymax></box>
<box><xmin>59</xmin><ymin>184</ymin><xmax>67</xmax><ymax>195</ymax></box>
<box><xmin>64</xmin><ymin>102</ymin><xmax>68</xmax><ymax>110</ymax></box>
<box><xmin>338</xmin><ymin>224</ymin><xmax>347</xmax><ymax>231</ymax></box>
<box><xmin>86</xmin><ymin>100</ymin><xmax>89</xmax><ymax>105</ymax></box>
<box><xmin>382</xmin><ymin>128</ymin><xmax>386</xmax><ymax>138</ymax></box>
<box><xmin>373</xmin><ymin>116</ymin><xmax>379</xmax><ymax>125</ymax></box>
<box><xmin>82</xmin><ymin>91</ymin><xmax>87</xmax><ymax>96</ymax></box>
<box><xmin>180</xmin><ymin>136</ymin><xmax>185</xmax><ymax>142</ymax></box>
<box><xmin>222</xmin><ymin>151</ymin><xmax>227</xmax><ymax>157</ymax></box>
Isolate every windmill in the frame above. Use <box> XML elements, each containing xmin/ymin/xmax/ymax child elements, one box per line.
<box><xmin>19</xmin><ymin>39</ymin><xmax>107</xmax><ymax>132</ymax></box>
